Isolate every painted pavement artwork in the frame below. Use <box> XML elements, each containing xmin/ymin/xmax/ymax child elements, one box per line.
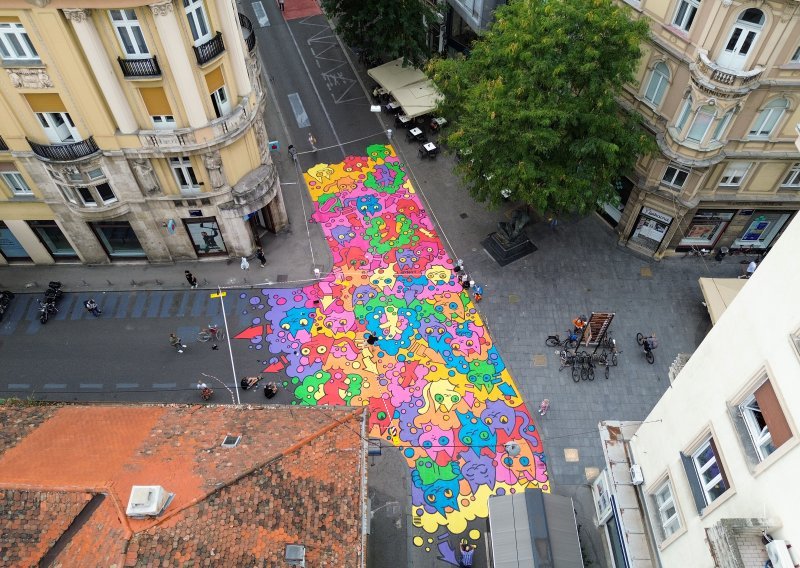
<box><xmin>235</xmin><ymin>145</ymin><xmax>548</xmax><ymax>556</ymax></box>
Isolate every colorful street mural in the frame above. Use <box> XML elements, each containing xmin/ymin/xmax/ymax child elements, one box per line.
<box><xmin>234</xmin><ymin>145</ymin><xmax>548</xmax><ymax>553</ymax></box>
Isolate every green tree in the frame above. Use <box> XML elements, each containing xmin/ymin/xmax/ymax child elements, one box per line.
<box><xmin>428</xmin><ymin>0</ymin><xmax>653</xmax><ymax>215</ymax></box>
<box><xmin>321</xmin><ymin>0</ymin><xmax>437</xmax><ymax>67</ymax></box>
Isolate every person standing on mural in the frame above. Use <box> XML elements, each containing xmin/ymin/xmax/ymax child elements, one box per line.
<box><xmin>459</xmin><ymin>542</ymin><xmax>475</xmax><ymax>568</ymax></box>
<box><xmin>308</xmin><ymin>132</ymin><xmax>317</xmax><ymax>151</ymax></box>
<box><xmin>185</xmin><ymin>270</ymin><xmax>198</xmax><ymax>288</ymax></box>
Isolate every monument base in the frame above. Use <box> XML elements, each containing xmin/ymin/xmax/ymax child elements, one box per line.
<box><xmin>481</xmin><ymin>232</ymin><xmax>537</xmax><ymax>267</ymax></box>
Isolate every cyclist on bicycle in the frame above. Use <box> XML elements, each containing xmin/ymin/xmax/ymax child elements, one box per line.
<box><xmin>643</xmin><ymin>335</ymin><xmax>658</xmax><ymax>353</ymax></box>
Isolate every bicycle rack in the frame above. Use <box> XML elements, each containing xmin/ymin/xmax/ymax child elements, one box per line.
<box><xmin>572</xmin><ymin>312</ymin><xmax>615</xmax><ymax>354</ymax></box>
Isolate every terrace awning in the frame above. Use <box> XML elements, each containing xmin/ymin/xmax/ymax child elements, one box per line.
<box><xmin>390</xmin><ymin>80</ymin><xmax>441</xmax><ymax>119</ymax></box>
<box><xmin>698</xmin><ymin>277</ymin><xmax>747</xmax><ymax>325</ymax></box>
<box><xmin>367</xmin><ymin>58</ymin><xmax>427</xmax><ymax>94</ymax></box>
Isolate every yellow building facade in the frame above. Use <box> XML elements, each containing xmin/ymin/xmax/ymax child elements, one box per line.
<box><xmin>609</xmin><ymin>0</ymin><xmax>800</xmax><ymax>258</ymax></box>
<box><xmin>0</xmin><ymin>0</ymin><xmax>286</xmax><ymax>265</ymax></box>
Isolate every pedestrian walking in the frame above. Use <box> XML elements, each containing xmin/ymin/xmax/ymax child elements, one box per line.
<box><xmin>288</xmin><ymin>144</ymin><xmax>298</xmax><ymax>162</ymax></box>
<box><xmin>459</xmin><ymin>542</ymin><xmax>475</xmax><ymax>568</ymax></box>
<box><xmin>459</xmin><ymin>273</ymin><xmax>471</xmax><ymax>290</ymax></box>
<box><xmin>472</xmin><ymin>283</ymin><xmax>483</xmax><ymax>303</ymax></box>
<box><xmin>169</xmin><ymin>333</ymin><xmax>187</xmax><ymax>354</ymax></box>
<box><xmin>240</xmin><ymin>256</ymin><xmax>250</xmax><ymax>270</ymax></box>
<box><xmin>308</xmin><ymin>132</ymin><xmax>317</xmax><ymax>151</ymax></box>
<box><xmin>278</xmin><ymin>0</ymin><xmax>284</xmax><ymax>11</ymax></box>
<box><xmin>83</xmin><ymin>298</ymin><xmax>102</xmax><ymax>317</ymax></box>
<box><xmin>547</xmin><ymin>215</ymin><xmax>558</xmax><ymax>231</ymax></box>
<box><xmin>739</xmin><ymin>259</ymin><xmax>759</xmax><ymax>279</ymax></box>
<box><xmin>255</xmin><ymin>247</ymin><xmax>267</xmax><ymax>267</ymax></box>
<box><xmin>539</xmin><ymin>399</ymin><xmax>550</xmax><ymax>416</ymax></box>
<box><xmin>185</xmin><ymin>270</ymin><xmax>198</xmax><ymax>288</ymax></box>
<box><xmin>453</xmin><ymin>258</ymin><xmax>464</xmax><ymax>273</ymax></box>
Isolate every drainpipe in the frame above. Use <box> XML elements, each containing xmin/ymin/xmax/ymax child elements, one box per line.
<box><xmin>623</xmin><ymin>439</ymin><xmax>664</xmax><ymax>568</ymax></box>
<box><xmin>359</xmin><ymin>409</ymin><xmax>369</xmax><ymax>568</ymax></box>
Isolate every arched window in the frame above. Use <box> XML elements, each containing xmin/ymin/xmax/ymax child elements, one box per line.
<box><xmin>687</xmin><ymin>105</ymin><xmax>716</xmax><ymax>142</ymax></box>
<box><xmin>677</xmin><ymin>96</ymin><xmax>693</xmax><ymax>130</ymax></box>
<box><xmin>711</xmin><ymin>109</ymin><xmax>734</xmax><ymax>142</ymax></box>
<box><xmin>749</xmin><ymin>98</ymin><xmax>788</xmax><ymax>138</ymax></box>
<box><xmin>644</xmin><ymin>62</ymin><xmax>670</xmax><ymax>106</ymax></box>
<box><xmin>718</xmin><ymin>9</ymin><xmax>765</xmax><ymax>70</ymax></box>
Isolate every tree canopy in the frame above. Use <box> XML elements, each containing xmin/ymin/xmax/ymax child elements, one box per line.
<box><xmin>428</xmin><ymin>0</ymin><xmax>653</xmax><ymax>215</ymax></box>
<box><xmin>321</xmin><ymin>0</ymin><xmax>437</xmax><ymax>67</ymax></box>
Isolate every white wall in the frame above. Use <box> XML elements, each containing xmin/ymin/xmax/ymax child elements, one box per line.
<box><xmin>629</xmin><ymin>214</ymin><xmax>800</xmax><ymax>567</ymax></box>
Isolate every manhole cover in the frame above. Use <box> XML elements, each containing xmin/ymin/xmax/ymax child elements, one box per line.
<box><xmin>640</xmin><ymin>266</ymin><xmax>653</xmax><ymax>278</ymax></box>
<box><xmin>460</xmin><ymin>213</ymin><xmax>469</xmax><ymax>219</ymax></box>
<box><xmin>277</xmin><ymin>274</ymin><xmax>288</xmax><ymax>283</ymax></box>
<box><xmin>533</xmin><ymin>354</ymin><xmax>547</xmax><ymax>367</ymax></box>
<box><xmin>508</xmin><ymin>294</ymin><xmax>520</xmax><ymax>304</ymax></box>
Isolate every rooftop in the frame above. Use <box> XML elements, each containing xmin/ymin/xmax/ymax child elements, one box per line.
<box><xmin>0</xmin><ymin>403</ymin><xmax>366</xmax><ymax>567</ymax></box>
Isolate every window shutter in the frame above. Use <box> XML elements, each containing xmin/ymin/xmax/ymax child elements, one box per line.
<box><xmin>25</xmin><ymin>93</ymin><xmax>67</xmax><ymax>113</ymax></box>
<box><xmin>204</xmin><ymin>66</ymin><xmax>224</xmax><ymax>93</ymax></box>
<box><xmin>0</xmin><ymin>162</ymin><xmax>17</xmax><ymax>172</ymax></box>
<box><xmin>727</xmin><ymin>403</ymin><xmax>759</xmax><ymax>466</ymax></box>
<box><xmin>139</xmin><ymin>87</ymin><xmax>171</xmax><ymax>116</ymax></box>
<box><xmin>680</xmin><ymin>452</ymin><xmax>706</xmax><ymax>513</ymax></box>
<box><xmin>754</xmin><ymin>380</ymin><xmax>792</xmax><ymax>448</ymax></box>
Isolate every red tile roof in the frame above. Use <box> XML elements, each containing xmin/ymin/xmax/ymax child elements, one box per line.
<box><xmin>0</xmin><ymin>404</ymin><xmax>366</xmax><ymax>568</ymax></box>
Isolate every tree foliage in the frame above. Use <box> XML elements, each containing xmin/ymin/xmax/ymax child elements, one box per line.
<box><xmin>321</xmin><ymin>0</ymin><xmax>437</xmax><ymax>67</ymax></box>
<box><xmin>428</xmin><ymin>0</ymin><xmax>654</xmax><ymax>214</ymax></box>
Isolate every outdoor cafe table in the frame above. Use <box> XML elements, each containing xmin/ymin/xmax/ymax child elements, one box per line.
<box><xmin>407</xmin><ymin>127</ymin><xmax>425</xmax><ymax>142</ymax></box>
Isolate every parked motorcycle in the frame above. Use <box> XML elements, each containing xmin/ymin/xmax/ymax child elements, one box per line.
<box><xmin>38</xmin><ymin>281</ymin><xmax>63</xmax><ymax>324</ymax></box>
<box><xmin>0</xmin><ymin>290</ymin><xmax>14</xmax><ymax>322</ymax></box>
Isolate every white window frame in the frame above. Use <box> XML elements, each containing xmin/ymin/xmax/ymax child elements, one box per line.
<box><xmin>592</xmin><ymin>471</ymin><xmax>613</xmax><ymax>523</ymax></box>
<box><xmin>719</xmin><ymin>9</ymin><xmax>764</xmax><ymax>70</ymax></box>
<box><xmin>749</xmin><ymin>99</ymin><xmax>788</xmax><ymax>138</ymax></box>
<box><xmin>686</xmin><ymin>105</ymin><xmax>716</xmax><ymax>143</ymax></box>
<box><xmin>739</xmin><ymin>394</ymin><xmax>775</xmax><ymax>461</ymax></box>
<box><xmin>35</xmin><ymin>112</ymin><xmax>81</xmax><ymax>144</ymax></box>
<box><xmin>791</xmin><ymin>46</ymin><xmax>800</xmax><ymax>64</ymax></box>
<box><xmin>711</xmin><ymin>109</ymin><xmax>734</xmax><ymax>142</ymax></box>
<box><xmin>170</xmin><ymin>156</ymin><xmax>200</xmax><ymax>193</ymax></box>
<box><xmin>76</xmin><ymin>186</ymin><xmax>98</xmax><ymax>207</ymax></box>
<box><xmin>1</xmin><ymin>171</ymin><xmax>32</xmax><ymax>196</ymax></box>
<box><xmin>151</xmin><ymin>115</ymin><xmax>176</xmax><ymax>130</ymax></box>
<box><xmin>109</xmin><ymin>9</ymin><xmax>149</xmax><ymax>57</ymax></box>
<box><xmin>691</xmin><ymin>439</ymin><xmax>728</xmax><ymax>505</ymax></box>
<box><xmin>781</xmin><ymin>163</ymin><xmax>800</xmax><ymax>187</ymax></box>
<box><xmin>672</xmin><ymin>0</ymin><xmax>700</xmax><ymax>33</ymax></box>
<box><xmin>654</xmin><ymin>480</ymin><xmax>681</xmax><ymax>538</ymax></box>
<box><xmin>644</xmin><ymin>62</ymin><xmax>670</xmax><ymax>107</ymax></box>
<box><xmin>662</xmin><ymin>165</ymin><xmax>689</xmax><ymax>188</ymax></box>
<box><xmin>719</xmin><ymin>162</ymin><xmax>750</xmax><ymax>187</ymax></box>
<box><xmin>676</xmin><ymin>96</ymin><xmax>693</xmax><ymax>130</ymax></box>
<box><xmin>0</xmin><ymin>22</ymin><xmax>39</xmax><ymax>61</ymax></box>
<box><xmin>57</xmin><ymin>184</ymin><xmax>78</xmax><ymax>205</ymax></box>
<box><xmin>184</xmin><ymin>0</ymin><xmax>212</xmax><ymax>46</ymax></box>
<box><xmin>210</xmin><ymin>86</ymin><xmax>231</xmax><ymax>118</ymax></box>
<box><xmin>94</xmin><ymin>182</ymin><xmax>118</xmax><ymax>205</ymax></box>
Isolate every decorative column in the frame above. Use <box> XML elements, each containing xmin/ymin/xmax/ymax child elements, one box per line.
<box><xmin>149</xmin><ymin>1</ymin><xmax>207</xmax><ymax>129</ymax></box>
<box><xmin>62</xmin><ymin>9</ymin><xmax>138</xmax><ymax>134</ymax></box>
<box><xmin>214</xmin><ymin>0</ymin><xmax>252</xmax><ymax>97</ymax></box>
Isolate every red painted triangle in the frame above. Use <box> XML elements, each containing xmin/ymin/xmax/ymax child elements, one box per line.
<box><xmin>235</xmin><ymin>325</ymin><xmax>263</xmax><ymax>339</ymax></box>
<box><xmin>262</xmin><ymin>355</ymin><xmax>288</xmax><ymax>373</ymax></box>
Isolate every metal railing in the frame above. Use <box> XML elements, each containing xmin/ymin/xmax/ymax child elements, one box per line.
<box><xmin>694</xmin><ymin>51</ymin><xmax>764</xmax><ymax>90</ymax></box>
<box><xmin>193</xmin><ymin>31</ymin><xmax>225</xmax><ymax>66</ymax></box>
<box><xmin>27</xmin><ymin>136</ymin><xmax>100</xmax><ymax>162</ymax></box>
<box><xmin>117</xmin><ymin>56</ymin><xmax>161</xmax><ymax>78</ymax></box>
<box><xmin>0</xmin><ymin>136</ymin><xmax>8</xmax><ymax>152</ymax></box>
<box><xmin>239</xmin><ymin>13</ymin><xmax>256</xmax><ymax>52</ymax></box>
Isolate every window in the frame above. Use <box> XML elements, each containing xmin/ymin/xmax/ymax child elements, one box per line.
<box><xmin>77</xmin><ymin>186</ymin><xmax>97</xmax><ymax>207</ymax></box>
<box><xmin>654</xmin><ymin>481</ymin><xmax>681</xmax><ymax>538</ymax></box>
<box><xmin>57</xmin><ymin>185</ymin><xmax>77</xmax><ymax>205</ymax></box>
<box><xmin>718</xmin><ymin>9</ymin><xmax>764</xmax><ymax>70</ymax></box>
<box><xmin>676</xmin><ymin>97</ymin><xmax>693</xmax><ymax>130</ymax></box>
<box><xmin>781</xmin><ymin>163</ymin><xmax>800</xmax><ymax>187</ymax></box>
<box><xmin>737</xmin><ymin>380</ymin><xmax>792</xmax><ymax>462</ymax></box>
<box><xmin>686</xmin><ymin>105</ymin><xmax>715</xmax><ymax>142</ymax></box>
<box><xmin>719</xmin><ymin>162</ymin><xmax>750</xmax><ymax>187</ymax></box>
<box><xmin>109</xmin><ymin>9</ymin><xmax>149</xmax><ymax>57</ymax></box>
<box><xmin>90</xmin><ymin>221</ymin><xmax>145</xmax><ymax>258</ymax></box>
<box><xmin>749</xmin><ymin>99</ymin><xmax>788</xmax><ymax>138</ymax></box>
<box><xmin>95</xmin><ymin>183</ymin><xmax>118</xmax><ymax>204</ymax></box>
<box><xmin>36</xmin><ymin>112</ymin><xmax>80</xmax><ymax>144</ymax></box>
<box><xmin>170</xmin><ymin>156</ymin><xmax>200</xmax><ymax>193</ymax></box>
<box><xmin>151</xmin><ymin>115</ymin><xmax>176</xmax><ymax>130</ymax></box>
<box><xmin>184</xmin><ymin>0</ymin><xmax>211</xmax><ymax>45</ymax></box>
<box><xmin>711</xmin><ymin>109</ymin><xmax>734</xmax><ymax>142</ymax></box>
<box><xmin>672</xmin><ymin>0</ymin><xmax>700</xmax><ymax>32</ymax></box>
<box><xmin>87</xmin><ymin>168</ymin><xmax>104</xmax><ymax>180</ymax></box>
<box><xmin>1</xmin><ymin>171</ymin><xmax>32</xmax><ymax>196</ymax></box>
<box><xmin>210</xmin><ymin>86</ymin><xmax>231</xmax><ymax>118</ymax></box>
<box><xmin>28</xmin><ymin>220</ymin><xmax>76</xmax><ymax>258</ymax></box>
<box><xmin>644</xmin><ymin>62</ymin><xmax>670</xmax><ymax>107</ymax></box>
<box><xmin>681</xmin><ymin>438</ymin><xmax>729</xmax><ymax>512</ymax></box>
<box><xmin>662</xmin><ymin>165</ymin><xmax>689</xmax><ymax>188</ymax></box>
<box><xmin>49</xmin><ymin>166</ymin><xmax>115</xmax><ymax>207</ymax></box>
<box><xmin>0</xmin><ymin>22</ymin><xmax>39</xmax><ymax>61</ymax></box>
<box><xmin>791</xmin><ymin>46</ymin><xmax>800</xmax><ymax>64</ymax></box>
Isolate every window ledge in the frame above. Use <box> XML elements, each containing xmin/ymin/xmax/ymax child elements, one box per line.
<box><xmin>8</xmin><ymin>195</ymin><xmax>38</xmax><ymax>201</ymax></box>
<box><xmin>0</xmin><ymin>59</ymin><xmax>45</xmax><ymax>69</ymax></box>
<box><xmin>752</xmin><ymin>437</ymin><xmax>799</xmax><ymax>478</ymax></box>
<box><xmin>699</xmin><ymin>488</ymin><xmax>736</xmax><ymax>519</ymax></box>
<box><xmin>658</xmin><ymin>525</ymin><xmax>688</xmax><ymax>550</ymax></box>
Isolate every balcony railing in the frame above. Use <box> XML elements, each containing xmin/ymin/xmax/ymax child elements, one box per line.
<box><xmin>193</xmin><ymin>32</ymin><xmax>225</xmax><ymax>66</ymax></box>
<box><xmin>691</xmin><ymin>51</ymin><xmax>764</xmax><ymax>95</ymax></box>
<box><xmin>27</xmin><ymin>136</ymin><xmax>100</xmax><ymax>162</ymax></box>
<box><xmin>118</xmin><ymin>56</ymin><xmax>162</xmax><ymax>78</ymax></box>
<box><xmin>239</xmin><ymin>13</ymin><xmax>256</xmax><ymax>52</ymax></box>
<box><xmin>0</xmin><ymin>136</ymin><xmax>8</xmax><ymax>152</ymax></box>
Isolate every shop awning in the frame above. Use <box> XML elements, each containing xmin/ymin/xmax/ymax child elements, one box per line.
<box><xmin>390</xmin><ymin>80</ymin><xmax>441</xmax><ymax>118</ymax></box>
<box><xmin>487</xmin><ymin>489</ymin><xmax>583</xmax><ymax>568</ymax></box>
<box><xmin>367</xmin><ymin>58</ymin><xmax>427</xmax><ymax>94</ymax></box>
<box><xmin>698</xmin><ymin>277</ymin><xmax>747</xmax><ymax>325</ymax></box>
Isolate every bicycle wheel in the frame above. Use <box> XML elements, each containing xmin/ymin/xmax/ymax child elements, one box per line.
<box><xmin>646</xmin><ymin>351</ymin><xmax>655</xmax><ymax>364</ymax></box>
<box><xmin>572</xmin><ymin>364</ymin><xmax>580</xmax><ymax>383</ymax></box>
<box><xmin>545</xmin><ymin>337</ymin><xmax>559</xmax><ymax>347</ymax></box>
<box><xmin>197</xmin><ymin>331</ymin><xmax>211</xmax><ymax>342</ymax></box>
<box><xmin>214</xmin><ymin>329</ymin><xmax>226</xmax><ymax>341</ymax></box>
<box><xmin>566</xmin><ymin>338</ymin><xmax>578</xmax><ymax>349</ymax></box>
<box><xmin>611</xmin><ymin>353</ymin><xmax>618</xmax><ymax>366</ymax></box>
<box><xmin>580</xmin><ymin>363</ymin><xmax>589</xmax><ymax>381</ymax></box>
<box><xmin>605</xmin><ymin>364</ymin><xmax>610</xmax><ymax>379</ymax></box>
<box><xmin>636</xmin><ymin>333</ymin><xmax>644</xmax><ymax>345</ymax></box>
<box><xmin>588</xmin><ymin>363</ymin><xmax>595</xmax><ymax>381</ymax></box>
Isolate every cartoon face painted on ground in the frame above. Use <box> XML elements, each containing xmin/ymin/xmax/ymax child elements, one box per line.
<box><xmin>234</xmin><ymin>145</ymin><xmax>547</xmax><ymax>556</ymax></box>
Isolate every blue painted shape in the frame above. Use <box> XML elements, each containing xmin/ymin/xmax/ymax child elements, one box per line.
<box><xmin>130</xmin><ymin>292</ymin><xmax>148</xmax><ymax>318</ymax></box>
<box><xmin>190</xmin><ymin>292</ymin><xmax>206</xmax><ymax>317</ymax></box>
<box><xmin>114</xmin><ymin>293</ymin><xmax>132</xmax><ymax>318</ymax></box>
<box><xmin>176</xmin><ymin>291</ymin><xmax>191</xmax><ymax>317</ymax></box>
<box><xmin>147</xmin><ymin>291</ymin><xmax>165</xmax><ymax>318</ymax></box>
<box><xmin>159</xmin><ymin>292</ymin><xmax>175</xmax><ymax>317</ymax></box>
<box><xmin>101</xmin><ymin>293</ymin><xmax>119</xmax><ymax>315</ymax></box>
<box><xmin>0</xmin><ymin>295</ymin><xmax>32</xmax><ymax>335</ymax></box>
<box><xmin>71</xmin><ymin>298</ymin><xmax>87</xmax><ymax>320</ymax></box>
<box><xmin>53</xmin><ymin>295</ymin><xmax>76</xmax><ymax>320</ymax></box>
<box><xmin>206</xmin><ymin>295</ymin><xmax>221</xmax><ymax>317</ymax></box>
<box><xmin>498</xmin><ymin>382</ymin><xmax>517</xmax><ymax>397</ymax></box>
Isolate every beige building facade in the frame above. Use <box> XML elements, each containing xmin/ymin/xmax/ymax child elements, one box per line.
<box><xmin>606</xmin><ymin>0</ymin><xmax>800</xmax><ymax>258</ymax></box>
<box><xmin>0</xmin><ymin>0</ymin><xmax>287</xmax><ymax>265</ymax></box>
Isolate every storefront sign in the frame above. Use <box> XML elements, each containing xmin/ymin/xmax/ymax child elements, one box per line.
<box><xmin>641</xmin><ymin>207</ymin><xmax>673</xmax><ymax>224</ymax></box>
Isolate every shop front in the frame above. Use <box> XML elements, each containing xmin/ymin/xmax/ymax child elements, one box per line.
<box><xmin>731</xmin><ymin>211</ymin><xmax>792</xmax><ymax>249</ymax></box>
<box><xmin>89</xmin><ymin>221</ymin><xmax>146</xmax><ymax>259</ymax></box>
<box><xmin>676</xmin><ymin>210</ymin><xmax>734</xmax><ymax>251</ymax></box>
<box><xmin>628</xmin><ymin>206</ymin><xmax>673</xmax><ymax>253</ymax></box>
<box><xmin>0</xmin><ymin>221</ymin><xmax>30</xmax><ymax>261</ymax></box>
<box><xmin>183</xmin><ymin>216</ymin><xmax>228</xmax><ymax>256</ymax></box>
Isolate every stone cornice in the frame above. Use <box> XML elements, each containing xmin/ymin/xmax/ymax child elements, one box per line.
<box><xmin>62</xmin><ymin>8</ymin><xmax>91</xmax><ymax>23</ymax></box>
<box><xmin>149</xmin><ymin>1</ymin><xmax>174</xmax><ymax>17</ymax></box>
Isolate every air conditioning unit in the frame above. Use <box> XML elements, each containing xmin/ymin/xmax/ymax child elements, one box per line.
<box><xmin>766</xmin><ymin>540</ymin><xmax>793</xmax><ymax>568</ymax></box>
<box><xmin>630</xmin><ymin>465</ymin><xmax>644</xmax><ymax>486</ymax></box>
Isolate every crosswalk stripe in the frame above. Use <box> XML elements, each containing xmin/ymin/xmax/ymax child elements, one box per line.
<box><xmin>131</xmin><ymin>292</ymin><xmax>148</xmax><ymax>318</ymax></box>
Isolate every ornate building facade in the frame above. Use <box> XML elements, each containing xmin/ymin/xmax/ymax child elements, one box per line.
<box><xmin>610</xmin><ymin>0</ymin><xmax>800</xmax><ymax>258</ymax></box>
<box><xmin>0</xmin><ymin>0</ymin><xmax>287</xmax><ymax>265</ymax></box>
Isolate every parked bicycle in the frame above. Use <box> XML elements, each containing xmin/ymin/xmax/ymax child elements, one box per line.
<box><xmin>636</xmin><ymin>333</ymin><xmax>657</xmax><ymax>364</ymax></box>
<box><xmin>197</xmin><ymin>324</ymin><xmax>226</xmax><ymax>342</ymax></box>
<box><xmin>571</xmin><ymin>351</ymin><xmax>595</xmax><ymax>383</ymax></box>
<box><xmin>597</xmin><ymin>339</ymin><xmax>620</xmax><ymax>379</ymax></box>
<box><xmin>558</xmin><ymin>349</ymin><xmax>576</xmax><ymax>371</ymax></box>
<box><xmin>546</xmin><ymin>330</ymin><xmax>579</xmax><ymax>349</ymax></box>
<box><xmin>682</xmin><ymin>245</ymin><xmax>711</xmax><ymax>258</ymax></box>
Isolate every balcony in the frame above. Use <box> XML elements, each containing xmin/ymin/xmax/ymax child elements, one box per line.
<box><xmin>690</xmin><ymin>51</ymin><xmax>764</xmax><ymax>99</ymax></box>
<box><xmin>0</xmin><ymin>136</ymin><xmax>8</xmax><ymax>151</ymax></box>
<box><xmin>239</xmin><ymin>13</ymin><xmax>256</xmax><ymax>53</ymax></box>
<box><xmin>193</xmin><ymin>32</ymin><xmax>225</xmax><ymax>66</ymax></box>
<box><xmin>118</xmin><ymin>56</ymin><xmax>162</xmax><ymax>78</ymax></box>
<box><xmin>27</xmin><ymin>136</ymin><xmax>100</xmax><ymax>162</ymax></box>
